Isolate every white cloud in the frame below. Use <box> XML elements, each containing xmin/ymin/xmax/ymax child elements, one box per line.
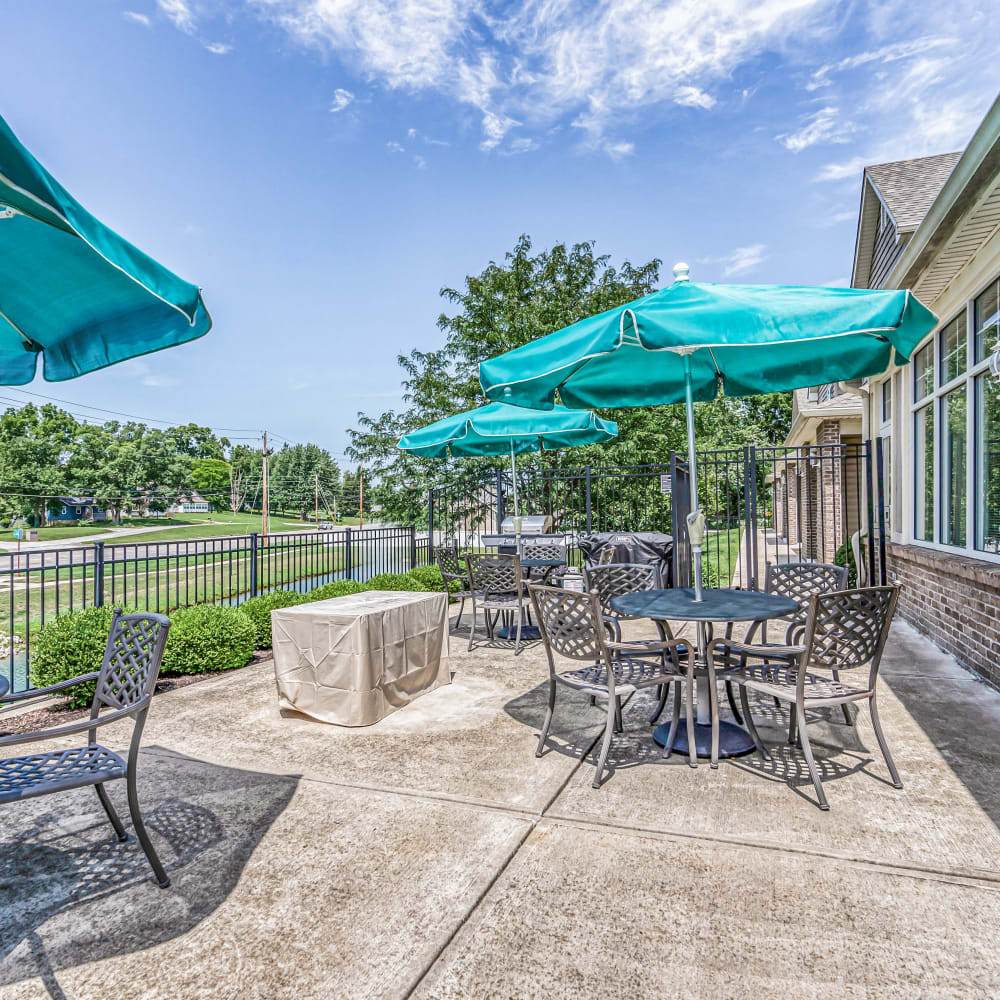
<box><xmin>330</xmin><ymin>88</ymin><xmax>355</xmax><ymax>112</ymax></box>
<box><xmin>815</xmin><ymin>155</ymin><xmax>867</xmax><ymax>182</ymax></box>
<box><xmin>701</xmin><ymin>244</ymin><xmax>768</xmax><ymax>278</ymax></box>
<box><xmin>674</xmin><ymin>86</ymin><xmax>715</xmax><ymax>110</ymax></box>
<box><xmin>502</xmin><ymin>136</ymin><xmax>539</xmax><ymax>155</ymax></box>
<box><xmin>386</xmin><ymin>140</ymin><xmax>405</xmax><ymax>153</ymax></box>
<box><xmin>479</xmin><ymin>110</ymin><xmax>520</xmax><ymax>151</ymax></box>
<box><xmin>823</xmin><ymin>276</ymin><xmax>850</xmax><ymax>287</ymax></box>
<box><xmin>806</xmin><ymin>35</ymin><xmax>954</xmax><ymax>91</ymax></box>
<box><xmin>605</xmin><ymin>140</ymin><xmax>635</xmax><ymax>159</ymax></box>
<box><xmin>156</xmin><ymin>0</ymin><xmax>196</xmax><ymax>33</ymax></box>
<box><xmin>204</xmin><ymin>41</ymin><xmax>232</xmax><ymax>54</ymax></box>
<box><xmin>122</xmin><ymin>10</ymin><xmax>151</xmax><ymax>26</ymax></box>
<box><xmin>778</xmin><ymin>106</ymin><xmax>852</xmax><ymax>152</ymax></box>
<box><xmin>413</xmin><ymin>154</ymin><xmax>428</xmax><ymax>168</ymax></box>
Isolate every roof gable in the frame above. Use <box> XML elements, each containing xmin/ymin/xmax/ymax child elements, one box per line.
<box><xmin>865</xmin><ymin>152</ymin><xmax>962</xmax><ymax>233</ymax></box>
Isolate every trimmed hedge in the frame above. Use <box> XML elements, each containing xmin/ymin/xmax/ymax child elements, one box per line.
<box><xmin>30</xmin><ymin>605</ymin><xmax>134</xmax><ymax>710</ymax></box>
<box><xmin>406</xmin><ymin>564</ymin><xmax>462</xmax><ymax>594</ymax></box>
<box><xmin>239</xmin><ymin>590</ymin><xmax>309</xmax><ymax>648</ymax></box>
<box><xmin>160</xmin><ymin>604</ymin><xmax>257</xmax><ymax>676</ymax></box>
<box><xmin>306</xmin><ymin>579</ymin><xmax>365</xmax><ymax>601</ymax></box>
<box><xmin>364</xmin><ymin>572</ymin><xmax>425</xmax><ymax>592</ymax></box>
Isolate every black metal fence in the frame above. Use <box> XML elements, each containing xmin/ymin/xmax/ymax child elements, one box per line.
<box><xmin>428</xmin><ymin>442</ymin><xmax>886</xmax><ymax>592</ymax></box>
<box><xmin>1</xmin><ymin>525</ymin><xmax>429</xmax><ymax>694</ymax></box>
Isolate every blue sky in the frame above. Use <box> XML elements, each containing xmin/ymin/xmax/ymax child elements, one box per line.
<box><xmin>2</xmin><ymin>0</ymin><xmax>997</xmax><ymax>463</ymax></box>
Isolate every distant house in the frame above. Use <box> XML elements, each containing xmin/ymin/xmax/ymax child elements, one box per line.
<box><xmin>169</xmin><ymin>493</ymin><xmax>214</xmax><ymax>514</ymax></box>
<box><xmin>49</xmin><ymin>498</ymin><xmax>110</xmax><ymax>523</ymax></box>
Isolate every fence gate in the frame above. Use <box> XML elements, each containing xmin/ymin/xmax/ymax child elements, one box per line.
<box><xmin>428</xmin><ymin>442</ymin><xmax>886</xmax><ymax>591</ymax></box>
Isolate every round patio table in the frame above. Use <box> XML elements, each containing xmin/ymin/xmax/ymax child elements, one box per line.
<box><xmin>495</xmin><ymin>557</ymin><xmax>565</xmax><ymax>639</ymax></box>
<box><xmin>609</xmin><ymin>588</ymin><xmax>799</xmax><ymax>759</ymax></box>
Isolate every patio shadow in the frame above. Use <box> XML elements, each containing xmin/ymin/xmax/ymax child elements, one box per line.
<box><xmin>0</xmin><ymin>748</ymin><xmax>299</xmax><ymax>991</ymax></box>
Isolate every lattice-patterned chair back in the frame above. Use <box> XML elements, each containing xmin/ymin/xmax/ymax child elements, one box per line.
<box><xmin>583</xmin><ymin>563</ymin><xmax>661</xmax><ymax>620</ymax></box>
<box><xmin>521</xmin><ymin>539</ymin><xmax>566</xmax><ymax>563</ymax></box>
<box><xmin>801</xmin><ymin>586</ymin><xmax>898</xmax><ymax>680</ymax></box>
<box><xmin>529</xmin><ymin>585</ymin><xmax>607</xmax><ymax>666</ymax></box>
<box><xmin>466</xmin><ymin>552</ymin><xmax>522</xmax><ymax>596</ymax></box>
<box><xmin>436</xmin><ymin>545</ymin><xmax>467</xmax><ymax>587</ymax></box>
<box><xmin>765</xmin><ymin>562</ymin><xmax>848</xmax><ymax>606</ymax></box>
<box><xmin>94</xmin><ymin>610</ymin><xmax>171</xmax><ymax>711</ymax></box>
<box><xmin>597</xmin><ymin>547</ymin><xmax>616</xmax><ymax>566</ymax></box>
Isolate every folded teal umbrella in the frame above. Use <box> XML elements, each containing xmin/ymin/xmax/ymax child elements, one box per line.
<box><xmin>398</xmin><ymin>401</ymin><xmax>617</xmax><ymax>520</ymax></box>
<box><xmin>480</xmin><ymin>263</ymin><xmax>937</xmax><ymax>598</ymax></box>
<box><xmin>0</xmin><ymin>114</ymin><xmax>211</xmax><ymax>384</ymax></box>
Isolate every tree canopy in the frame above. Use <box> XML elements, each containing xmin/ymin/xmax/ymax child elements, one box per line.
<box><xmin>347</xmin><ymin>235</ymin><xmax>792</xmax><ymax>523</ymax></box>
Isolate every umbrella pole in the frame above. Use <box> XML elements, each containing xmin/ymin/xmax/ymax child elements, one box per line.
<box><xmin>683</xmin><ymin>354</ymin><xmax>704</xmax><ymax>602</ymax></box>
<box><xmin>510</xmin><ymin>441</ymin><xmax>521</xmax><ymax>556</ymax></box>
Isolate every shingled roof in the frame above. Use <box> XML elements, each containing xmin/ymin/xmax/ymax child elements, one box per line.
<box><xmin>866</xmin><ymin>152</ymin><xmax>962</xmax><ymax>233</ymax></box>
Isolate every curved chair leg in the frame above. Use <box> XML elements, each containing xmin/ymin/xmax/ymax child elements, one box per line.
<box><xmin>467</xmin><ymin>599</ymin><xmax>477</xmax><ymax>652</ymax></box>
<box><xmin>684</xmin><ymin>671</ymin><xmax>697</xmax><ymax>769</ymax></box>
<box><xmin>788</xmin><ymin>703</ymin><xmax>798</xmax><ymax>745</ymax></box>
<box><xmin>614</xmin><ymin>696</ymin><xmax>625</xmax><ymax>733</ymax></box>
<box><xmin>514</xmin><ymin>608</ymin><xmax>523</xmax><ymax>655</ymax></box>
<box><xmin>126</xmin><ymin>768</ymin><xmax>170</xmax><ymax>888</ymax></box>
<box><xmin>95</xmin><ymin>782</ymin><xmax>127</xmax><ymax>842</ymax></box>
<box><xmin>454</xmin><ymin>594</ymin><xmax>465</xmax><ymax>632</ymax></box>
<box><xmin>869</xmin><ymin>694</ymin><xmax>902</xmax><ymax>788</ymax></box>
<box><xmin>725</xmin><ymin>681</ymin><xmax>743</xmax><ymax>725</ymax></box>
<box><xmin>832</xmin><ymin>671</ymin><xmax>853</xmax><ymax>725</ymax></box>
<box><xmin>662</xmin><ymin>682</ymin><xmax>682</xmax><ymax>759</ymax></box>
<box><xmin>738</xmin><ymin>686</ymin><xmax>771</xmax><ymax>761</ymax></box>
<box><xmin>796</xmin><ymin>713</ymin><xmax>829</xmax><ymax>811</ymax></box>
<box><xmin>650</xmin><ymin>682</ymin><xmax>669</xmax><ymax>725</ymax></box>
<box><xmin>593</xmin><ymin>699</ymin><xmax>617</xmax><ymax>789</ymax></box>
<box><xmin>535</xmin><ymin>678</ymin><xmax>556</xmax><ymax>757</ymax></box>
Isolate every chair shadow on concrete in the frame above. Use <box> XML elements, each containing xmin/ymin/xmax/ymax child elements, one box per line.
<box><xmin>0</xmin><ymin>747</ymin><xmax>299</xmax><ymax>995</ymax></box>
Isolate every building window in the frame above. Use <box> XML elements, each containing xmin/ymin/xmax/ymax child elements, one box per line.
<box><xmin>975</xmin><ymin>279</ymin><xmax>999</xmax><ymax>365</ymax></box>
<box><xmin>914</xmin><ymin>404</ymin><xmax>934</xmax><ymax>541</ymax></box>
<box><xmin>941</xmin><ymin>386</ymin><xmax>967</xmax><ymax>547</ymax></box>
<box><xmin>881</xmin><ymin>379</ymin><xmax>892</xmax><ymax>423</ymax></box>
<box><xmin>939</xmin><ymin>311</ymin><xmax>967</xmax><ymax>385</ymax></box>
<box><xmin>976</xmin><ymin>373</ymin><xmax>1000</xmax><ymax>553</ymax></box>
<box><xmin>913</xmin><ymin>341</ymin><xmax>934</xmax><ymax>401</ymax></box>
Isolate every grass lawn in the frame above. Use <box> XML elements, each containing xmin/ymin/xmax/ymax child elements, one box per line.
<box><xmin>0</xmin><ymin>525</ymin><xmax>112</xmax><ymax>543</ymax></box>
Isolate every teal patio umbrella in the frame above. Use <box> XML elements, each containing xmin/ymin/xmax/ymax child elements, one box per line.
<box><xmin>480</xmin><ymin>263</ymin><xmax>937</xmax><ymax>599</ymax></box>
<box><xmin>398</xmin><ymin>400</ymin><xmax>617</xmax><ymax>523</ymax></box>
<box><xmin>0</xmin><ymin>113</ymin><xmax>211</xmax><ymax>384</ymax></box>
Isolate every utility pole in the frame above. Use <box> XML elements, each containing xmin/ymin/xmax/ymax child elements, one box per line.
<box><xmin>262</xmin><ymin>431</ymin><xmax>269</xmax><ymax>545</ymax></box>
<box><xmin>359</xmin><ymin>460</ymin><xmax>364</xmax><ymax>530</ymax></box>
<box><xmin>314</xmin><ymin>472</ymin><xmax>319</xmax><ymax>526</ymax></box>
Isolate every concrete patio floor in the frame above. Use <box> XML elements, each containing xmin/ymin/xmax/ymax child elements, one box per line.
<box><xmin>3</xmin><ymin>611</ymin><xmax>1000</xmax><ymax>999</ymax></box>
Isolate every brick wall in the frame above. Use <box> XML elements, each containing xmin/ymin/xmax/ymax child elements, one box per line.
<box><xmin>887</xmin><ymin>541</ymin><xmax>1000</xmax><ymax>689</ymax></box>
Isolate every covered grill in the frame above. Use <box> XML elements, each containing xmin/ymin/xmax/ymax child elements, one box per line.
<box><xmin>578</xmin><ymin>531</ymin><xmax>674</xmax><ymax>586</ymax></box>
<box><xmin>482</xmin><ymin>514</ymin><xmax>558</xmax><ymax>553</ymax></box>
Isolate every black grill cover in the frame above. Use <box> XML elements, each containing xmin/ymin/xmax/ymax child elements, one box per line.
<box><xmin>578</xmin><ymin>531</ymin><xmax>673</xmax><ymax>587</ymax></box>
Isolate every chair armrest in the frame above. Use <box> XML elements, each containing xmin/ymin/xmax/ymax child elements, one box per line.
<box><xmin>710</xmin><ymin>638</ymin><xmax>804</xmax><ymax>659</ymax></box>
<box><xmin>609</xmin><ymin>638</ymin><xmax>688</xmax><ymax>656</ymax></box>
<box><xmin>1</xmin><ymin>671</ymin><xmax>100</xmax><ymax>704</ymax></box>
<box><xmin>0</xmin><ymin>699</ymin><xmax>147</xmax><ymax>749</ymax></box>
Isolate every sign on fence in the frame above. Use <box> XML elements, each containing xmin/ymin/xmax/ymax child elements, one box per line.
<box><xmin>659</xmin><ymin>474</ymin><xmax>672</xmax><ymax>494</ymax></box>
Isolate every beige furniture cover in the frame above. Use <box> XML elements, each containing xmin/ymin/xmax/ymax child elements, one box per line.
<box><xmin>271</xmin><ymin>590</ymin><xmax>450</xmax><ymax>725</ymax></box>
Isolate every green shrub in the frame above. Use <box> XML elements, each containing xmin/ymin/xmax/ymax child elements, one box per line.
<box><xmin>239</xmin><ymin>590</ymin><xmax>309</xmax><ymax>648</ymax></box>
<box><xmin>161</xmin><ymin>604</ymin><xmax>257</xmax><ymax>677</ymax></box>
<box><xmin>406</xmin><ymin>564</ymin><xmax>459</xmax><ymax>592</ymax></box>
<box><xmin>30</xmin><ymin>605</ymin><xmax>133</xmax><ymax>710</ymax></box>
<box><xmin>834</xmin><ymin>539</ymin><xmax>858</xmax><ymax>587</ymax></box>
<box><xmin>364</xmin><ymin>572</ymin><xmax>425</xmax><ymax>591</ymax></box>
<box><xmin>306</xmin><ymin>579</ymin><xmax>365</xmax><ymax>601</ymax></box>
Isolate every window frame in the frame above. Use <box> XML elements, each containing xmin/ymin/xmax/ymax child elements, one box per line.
<box><xmin>909</xmin><ymin>278</ymin><xmax>998</xmax><ymax>559</ymax></box>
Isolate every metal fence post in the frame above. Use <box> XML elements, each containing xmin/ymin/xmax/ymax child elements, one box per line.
<box><xmin>93</xmin><ymin>541</ymin><xmax>105</xmax><ymax>607</ymax></box>
<box><xmin>427</xmin><ymin>489</ymin><xmax>435</xmax><ymax>563</ymax></box>
<box><xmin>409</xmin><ymin>524</ymin><xmax>417</xmax><ymax>569</ymax></box>
<box><xmin>345</xmin><ymin>526</ymin><xmax>353</xmax><ymax>580</ymax></box>
<box><xmin>249</xmin><ymin>532</ymin><xmax>258</xmax><ymax>597</ymax></box>
<box><xmin>496</xmin><ymin>469</ymin><xmax>505</xmax><ymax>527</ymax></box>
<box><xmin>585</xmin><ymin>465</ymin><xmax>592</xmax><ymax>534</ymax></box>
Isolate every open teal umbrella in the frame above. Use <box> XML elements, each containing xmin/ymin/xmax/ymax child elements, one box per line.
<box><xmin>480</xmin><ymin>263</ymin><xmax>937</xmax><ymax>599</ymax></box>
<box><xmin>0</xmin><ymin>113</ymin><xmax>211</xmax><ymax>384</ymax></box>
<box><xmin>398</xmin><ymin>400</ymin><xmax>617</xmax><ymax>523</ymax></box>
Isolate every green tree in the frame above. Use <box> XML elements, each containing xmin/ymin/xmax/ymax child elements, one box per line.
<box><xmin>189</xmin><ymin>458</ymin><xmax>231</xmax><ymax>506</ymax></box>
<box><xmin>269</xmin><ymin>444</ymin><xmax>340</xmax><ymax>518</ymax></box>
<box><xmin>347</xmin><ymin>235</ymin><xmax>792</xmax><ymax>524</ymax></box>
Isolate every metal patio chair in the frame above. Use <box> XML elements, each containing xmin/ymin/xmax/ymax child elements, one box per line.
<box><xmin>710</xmin><ymin>586</ymin><xmax>900</xmax><ymax>810</ymax></box>
<box><xmin>0</xmin><ymin>609</ymin><xmax>172</xmax><ymax>887</ymax></box>
<box><xmin>597</xmin><ymin>546</ymin><xmax>616</xmax><ymax>566</ymax></box>
<box><xmin>520</xmin><ymin>537</ymin><xmax>567</xmax><ymax>583</ymax></box>
<box><xmin>529</xmin><ymin>584</ymin><xmax>695</xmax><ymax>785</ymax></box>
<box><xmin>436</xmin><ymin>543</ymin><xmax>471</xmax><ymax>631</ymax></box>
<box><xmin>752</xmin><ymin>561</ymin><xmax>851</xmax><ymax>733</ymax></box>
<box><xmin>465</xmin><ymin>552</ymin><xmax>530</xmax><ymax>654</ymax></box>
<box><xmin>583</xmin><ymin>562</ymin><xmax>681</xmax><ymax>725</ymax></box>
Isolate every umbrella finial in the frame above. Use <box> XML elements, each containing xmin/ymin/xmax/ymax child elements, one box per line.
<box><xmin>672</xmin><ymin>261</ymin><xmax>690</xmax><ymax>283</ymax></box>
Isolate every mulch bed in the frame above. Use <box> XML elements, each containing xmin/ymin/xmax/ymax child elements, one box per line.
<box><xmin>0</xmin><ymin>650</ymin><xmax>273</xmax><ymax>738</ymax></box>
